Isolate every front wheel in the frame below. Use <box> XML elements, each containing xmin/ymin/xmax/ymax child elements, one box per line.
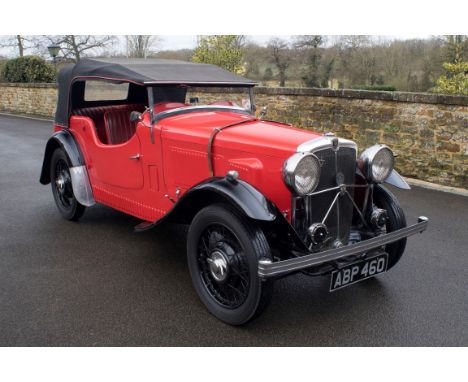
<box><xmin>187</xmin><ymin>204</ymin><xmax>274</xmax><ymax>325</ymax></box>
<box><xmin>373</xmin><ymin>185</ymin><xmax>407</xmax><ymax>270</ymax></box>
<box><xmin>50</xmin><ymin>148</ymin><xmax>86</xmax><ymax>221</ymax></box>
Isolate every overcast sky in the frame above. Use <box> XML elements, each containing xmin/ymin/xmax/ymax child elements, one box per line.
<box><xmin>157</xmin><ymin>35</ymin><xmax>431</xmax><ymax>50</ymax></box>
<box><xmin>0</xmin><ymin>35</ymin><xmax>433</xmax><ymax>57</ymax></box>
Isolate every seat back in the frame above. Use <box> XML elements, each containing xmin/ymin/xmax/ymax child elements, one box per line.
<box><xmin>104</xmin><ymin>105</ymin><xmax>145</xmax><ymax>145</ymax></box>
<box><xmin>73</xmin><ymin>106</ymin><xmax>109</xmax><ymax>143</ymax></box>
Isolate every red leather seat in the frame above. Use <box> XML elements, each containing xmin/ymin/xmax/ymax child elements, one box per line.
<box><xmin>73</xmin><ymin>106</ymin><xmax>110</xmax><ymax>143</ymax></box>
<box><xmin>73</xmin><ymin>104</ymin><xmax>144</xmax><ymax>144</ymax></box>
<box><xmin>104</xmin><ymin>109</ymin><xmax>136</xmax><ymax>145</ymax></box>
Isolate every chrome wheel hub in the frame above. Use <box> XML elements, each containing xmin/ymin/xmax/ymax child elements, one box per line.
<box><xmin>207</xmin><ymin>250</ymin><xmax>229</xmax><ymax>283</ymax></box>
<box><xmin>56</xmin><ymin>175</ymin><xmax>66</xmax><ymax>192</ymax></box>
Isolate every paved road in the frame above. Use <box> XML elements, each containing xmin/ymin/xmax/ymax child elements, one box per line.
<box><xmin>0</xmin><ymin>114</ymin><xmax>467</xmax><ymax>346</ymax></box>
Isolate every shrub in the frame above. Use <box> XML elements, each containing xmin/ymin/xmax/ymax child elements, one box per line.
<box><xmin>263</xmin><ymin>67</ymin><xmax>273</xmax><ymax>81</ymax></box>
<box><xmin>192</xmin><ymin>35</ymin><xmax>244</xmax><ymax>74</ymax></box>
<box><xmin>432</xmin><ymin>61</ymin><xmax>468</xmax><ymax>95</ymax></box>
<box><xmin>1</xmin><ymin>56</ymin><xmax>56</xmax><ymax>83</ymax></box>
<box><xmin>0</xmin><ymin>60</ymin><xmax>6</xmax><ymax>81</ymax></box>
<box><xmin>351</xmin><ymin>84</ymin><xmax>396</xmax><ymax>92</ymax></box>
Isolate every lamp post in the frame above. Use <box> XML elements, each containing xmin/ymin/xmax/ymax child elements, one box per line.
<box><xmin>47</xmin><ymin>44</ymin><xmax>60</xmax><ymax>71</ymax></box>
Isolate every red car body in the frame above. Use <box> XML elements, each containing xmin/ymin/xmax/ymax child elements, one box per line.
<box><xmin>64</xmin><ymin>109</ymin><xmax>320</xmax><ymax>223</ymax></box>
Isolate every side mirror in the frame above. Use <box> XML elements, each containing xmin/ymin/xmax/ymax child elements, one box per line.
<box><xmin>189</xmin><ymin>97</ymin><xmax>199</xmax><ymax>105</ymax></box>
<box><xmin>130</xmin><ymin>111</ymin><xmax>142</xmax><ymax>123</ymax></box>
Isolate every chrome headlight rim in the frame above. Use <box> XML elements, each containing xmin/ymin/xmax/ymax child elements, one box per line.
<box><xmin>358</xmin><ymin>144</ymin><xmax>395</xmax><ymax>183</ymax></box>
<box><xmin>283</xmin><ymin>152</ymin><xmax>321</xmax><ymax>196</ymax></box>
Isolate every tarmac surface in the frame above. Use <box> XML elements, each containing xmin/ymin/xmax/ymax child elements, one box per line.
<box><xmin>0</xmin><ymin>114</ymin><xmax>467</xmax><ymax>346</ymax></box>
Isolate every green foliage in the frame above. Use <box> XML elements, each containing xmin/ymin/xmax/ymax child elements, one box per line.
<box><xmin>0</xmin><ymin>61</ymin><xmax>6</xmax><ymax>81</ymax></box>
<box><xmin>432</xmin><ymin>61</ymin><xmax>468</xmax><ymax>95</ymax></box>
<box><xmin>351</xmin><ymin>84</ymin><xmax>396</xmax><ymax>91</ymax></box>
<box><xmin>192</xmin><ymin>35</ymin><xmax>244</xmax><ymax>73</ymax></box>
<box><xmin>1</xmin><ymin>56</ymin><xmax>55</xmax><ymax>83</ymax></box>
<box><xmin>295</xmin><ymin>35</ymin><xmax>326</xmax><ymax>87</ymax></box>
<box><xmin>442</xmin><ymin>35</ymin><xmax>468</xmax><ymax>64</ymax></box>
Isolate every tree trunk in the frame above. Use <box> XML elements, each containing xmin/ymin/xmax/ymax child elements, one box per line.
<box><xmin>16</xmin><ymin>35</ymin><xmax>24</xmax><ymax>57</ymax></box>
<box><xmin>70</xmin><ymin>35</ymin><xmax>80</xmax><ymax>61</ymax></box>
<box><xmin>279</xmin><ymin>70</ymin><xmax>286</xmax><ymax>87</ymax></box>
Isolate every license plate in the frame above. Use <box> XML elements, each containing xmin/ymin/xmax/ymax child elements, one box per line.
<box><xmin>330</xmin><ymin>253</ymin><xmax>388</xmax><ymax>292</ymax></box>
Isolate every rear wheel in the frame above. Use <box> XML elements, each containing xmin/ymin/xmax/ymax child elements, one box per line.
<box><xmin>187</xmin><ymin>204</ymin><xmax>274</xmax><ymax>325</ymax></box>
<box><xmin>50</xmin><ymin>148</ymin><xmax>85</xmax><ymax>221</ymax></box>
<box><xmin>373</xmin><ymin>185</ymin><xmax>407</xmax><ymax>270</ymax></box>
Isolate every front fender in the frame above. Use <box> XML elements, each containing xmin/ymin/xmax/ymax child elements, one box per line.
<box><xmin>136</xmin><ymin>177</ymin><xmax>277</xmax><ymax>232</ymax></box>
<box><xmin>191</xmin><ymin>178</ymin><xmax>277</xmax><ymax>221</ymax></box>
<box><xmin>385</xmin><ymin>170</ymin><xmax>411</xmax><ymax>189</ymax></box>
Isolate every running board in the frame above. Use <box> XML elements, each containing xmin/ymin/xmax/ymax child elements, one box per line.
<box><xmin>134</xmin><ymin>221</ymin><xmax>157</xmax><ymax>232</ymax></box>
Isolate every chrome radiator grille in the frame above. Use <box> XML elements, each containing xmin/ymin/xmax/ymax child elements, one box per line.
<box><xmin>293</xmin><ymin>146</ymin><xmax>357</xmax><ymax>247</ymax></box>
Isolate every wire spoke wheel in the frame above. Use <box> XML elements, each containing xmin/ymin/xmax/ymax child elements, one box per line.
<box><xmin>187</xmin><ymin>204</ymin><xmax>274</xmax><ymax>325</ymax></box>
<box><xmin>50</xmin><ymin>148</ymin><xmax>85</xmax><ymax>221</ymax></box>
<box><xmin>197</xmin><ymin>223</ymin><xmax>250</xmax><ymax>309</ymax></box>
<box><xmin>54</xmin><ymin>159</ymin><xmax>74</xmax><ymax>209</ymax></box>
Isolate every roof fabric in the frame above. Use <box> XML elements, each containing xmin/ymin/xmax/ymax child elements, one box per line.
<box><xmin>69</xmin><ymin>58</ymin><xmax>256</xmax><ymax>85</ymax></box>
<box><xmin>54</xmin><ymin>58</ymin><xmax>256</xmax><ymax>126</ymax></box>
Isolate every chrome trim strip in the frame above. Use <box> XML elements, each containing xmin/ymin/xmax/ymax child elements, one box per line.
<box><xmin>154</xmin><ymin>105</ymin><xmax>251</xmax><ymax>122</ymax></box>
<box><xmin>258</xmin><ymin>217</ymin><xmax>428</xmax><ymax>278</ymax></box>
<box><xmin>297</xmin><ymin>136</ymin><xmax>357</xmax><ymax>154</ymax></box>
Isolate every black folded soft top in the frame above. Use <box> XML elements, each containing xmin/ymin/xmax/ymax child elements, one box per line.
<box><xmin>55</xmin><ymin>58</ymin><xmax>256</xmax><ymax>127</ymax></box>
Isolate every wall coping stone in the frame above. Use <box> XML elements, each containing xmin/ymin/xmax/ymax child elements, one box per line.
<box><xmin>0</xmin><ymin>82</ymin><xmax>57</xmax><ymax>89</ymax></box>
<box><xmin>1</xmin><ymin>82</ymin><xmax>467</xmax><ymax>106</ymax></box>
<box><xmin>253</xmin><ymin>87</ymin><xmax>468</xmax><ymax>106</ymax></box>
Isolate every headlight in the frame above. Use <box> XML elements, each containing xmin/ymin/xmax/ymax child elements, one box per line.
<box><xmin>283</xmin><ymin>153</ymin><xmax>321</xmax><ymax>195</ymax></box>
<box><xmin>358</xmin><ymin>144</ymin><xmax>394</xmax><ymax>183</ymax></box>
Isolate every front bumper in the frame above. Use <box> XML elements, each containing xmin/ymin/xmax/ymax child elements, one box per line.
<box><xmin>258</xmin><ymin>216</ymin><xmax>428</xmax><ymax>278</ymax></box>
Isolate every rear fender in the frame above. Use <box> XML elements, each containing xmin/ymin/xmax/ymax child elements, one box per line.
<box><xmin>39</xmin><ymin>130</ymin><xmax>95</xmax><ymax>207</ymax></box>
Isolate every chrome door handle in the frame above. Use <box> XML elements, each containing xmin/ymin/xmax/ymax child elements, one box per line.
<box><xmin>129</xmin><ymin>153</ymin><xmax>141</xmax><ymax>160</ymax></box>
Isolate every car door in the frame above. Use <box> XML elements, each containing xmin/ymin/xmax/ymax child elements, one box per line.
<box><xmin>91</xmin><ymin>133</ymin><xmax>144</xmax><ymax>190</ymax></box>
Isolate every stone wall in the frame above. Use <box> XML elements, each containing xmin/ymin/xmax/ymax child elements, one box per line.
<box><xmin>0</xmin><ymin>83</ymin><xmax>57</xmax><ymax>118</ymax></box>
<box><xmin>0</xmin><ymin>83</ymin><xmax>466</xmax><ymax>188</ymax></box>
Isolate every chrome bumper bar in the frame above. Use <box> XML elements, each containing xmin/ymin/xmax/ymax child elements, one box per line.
<box><xmin>258</xmin><ymin>216</ymin><xmax>428</xmax><ymax>278</ymax></box>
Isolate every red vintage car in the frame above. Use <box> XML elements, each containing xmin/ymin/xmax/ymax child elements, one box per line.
<box><xmin>40</xmin><ymin>58</ymin><xmax>428</xmax><ymax>325</ymax></box>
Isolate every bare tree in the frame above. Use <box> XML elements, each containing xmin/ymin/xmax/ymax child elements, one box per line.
<box><xmin>267</xmin><ymin>38</ymin><xmax>291</xmax><ymax>87</ymax></box>
<box><xmin>294</xmin><ymin>35</ymin><xmax>326</xmax><ymax>87</ymax></box>
<box><xmin>44</xmin><ymin>35</ymin><xmax>115</xmax><ymax>62</ymax></box>
<box><xmin>126</xmin><ymin>35</ymin><xmax>161</xmax><ymax>58</ymax></box>
<box><xmin>0</xmin><ymin>35</ymin><xmax>44</xmax><ymax>57</ymax></box>
<box><xmin>16</xmin><ymin>35</ymin><xmax>24</xmax><ymax>57</ymax></box>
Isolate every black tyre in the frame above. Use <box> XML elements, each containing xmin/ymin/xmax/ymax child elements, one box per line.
<box><xmin>50</xmin><ymin>148</ymin><xmax>86</xmax><ymax>221</ymax></box>
<box><xmin>187</xmin><ymin>203</ymin><xmax>274</xmax><ymax>325</ymax></box>
<box><xmin>373</xmin><ymin>185</ymin><xmax>407</xmax><ymax>270</ymax></box>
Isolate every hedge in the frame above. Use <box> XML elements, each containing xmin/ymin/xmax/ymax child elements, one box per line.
<box><xmin>1</xmin><ymin>56</ymin><xmax>56</xmax><ymax>83</ymax></box>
